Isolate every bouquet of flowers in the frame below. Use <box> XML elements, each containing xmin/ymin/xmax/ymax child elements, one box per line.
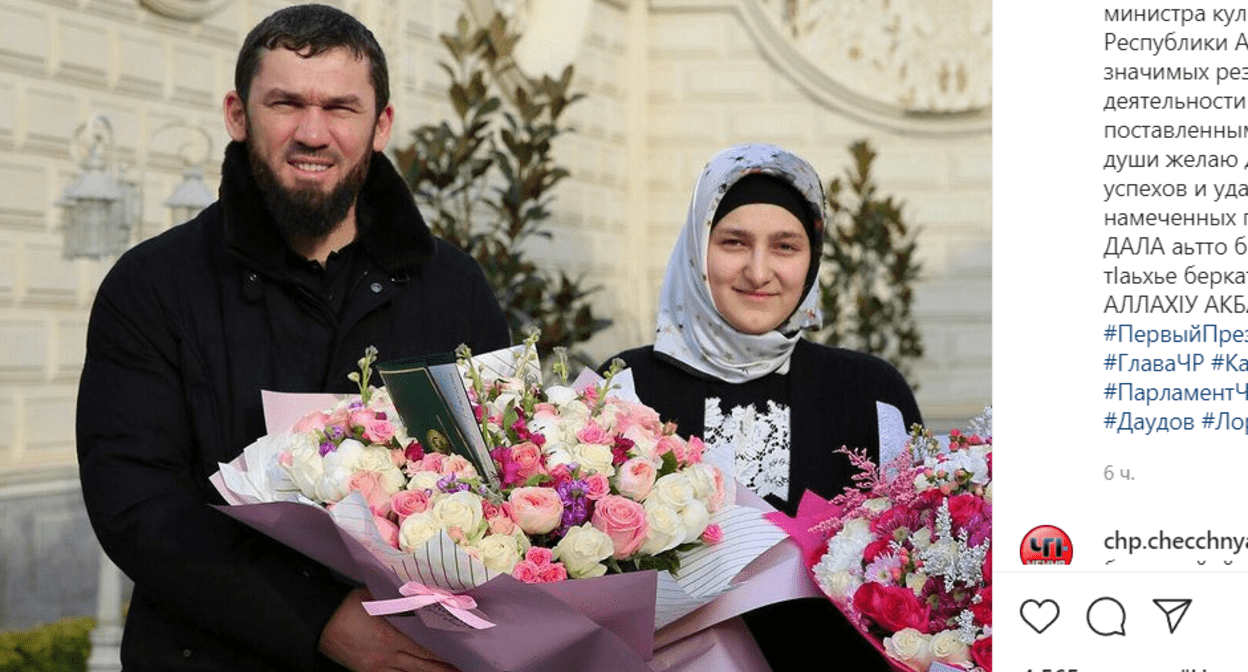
<box><xmin>770</xmin><ymin>409</ymin><xmax>992</xmax><ymax>672</ymax></box>
<box><xmin>212</xmin><ymin>335</ymin><xmax>786</xmax><ymax>672</ymax></box>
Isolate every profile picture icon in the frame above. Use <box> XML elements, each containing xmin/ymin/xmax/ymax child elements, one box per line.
<box><xmin>1020</xmin><ymin>524</ymin><xmax>1073</xmax><ymax>565</ymax></box>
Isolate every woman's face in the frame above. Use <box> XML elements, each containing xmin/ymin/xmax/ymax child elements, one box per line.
<box><xmin>706</xmin><ymin>203</ymin><xmax>811</xmax><ymax>335</ymax></box>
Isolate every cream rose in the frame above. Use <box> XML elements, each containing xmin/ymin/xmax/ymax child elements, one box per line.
<box><xmin>647</xmin><ymin>473</ymin><xmax>695</xmax><ymax>510</ymax></box>
<box><xmin>431</xmin><ymin>491</ymin><xmax>484</xmax><ymax>535</ymax></box>
<box><xmin>572</xmin><ymin>442</ymin><xmax>616</xmax><ymax>477</ymax></box>
<box><xmin>398</xmin><ymin>512</ymin><xmax>441</xmax><ymax>551</ymax></box>
<box><xmin>472</xmin><ymin>534</ymin><xmax>524</xmax><ymax>573</ymax></box>
<box><xmin>883</xmin><ymin>628</ymin><xmax>933</xmax><ymax>672</ymax></box>
<box><xmin>639</xmin><ymin>502</ymin><xmax>687</xmax><ymax>555</ymax></box>
<box><xmin>815</xmin><ymin>568</ymin><xmax>862</xmax><ymax>601</ymax></box>
<box><xmin>678</xmin><ymin>499</ymin><xmax>710</xmax><ymax>543</ymax></box>
<box><xmin>554</xmin><ymin>524</ymin><xmax>614</xmax><ymax>578</ymax></box>
<box><xmin>613</xmin><ymin>457</ymin><xmax>658</xmax><ymax>500</ymax></box>
<box><xmin>683</xmin><ymin>463</ymin><xmax>725</xmax><ymax>511</ymax></box>
<box><xmin>508</xmin><ymin>487</ymin><xmax>564</xmax><ymax>535</ymax></box>
<box><xmin>929</xmin><ymin>629</ymin><xmax>971</xmax><ymax>667</ymax></box>
<box><xmin>406</xmin><ymin>470</ymin><xmax>443</xmax><ymax>493</ymax></box>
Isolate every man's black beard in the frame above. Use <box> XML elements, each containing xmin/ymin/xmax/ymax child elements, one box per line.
<box><xmin>248</xmin><ymin>143</ymin><xmax>371</xmax><ymax>242</ymax></box>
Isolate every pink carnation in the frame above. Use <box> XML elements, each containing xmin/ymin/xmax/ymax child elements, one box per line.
<box><xmin>512</xmin><ymin>560</ymin><xmax>542</xmax><ymax>583</ymax></box>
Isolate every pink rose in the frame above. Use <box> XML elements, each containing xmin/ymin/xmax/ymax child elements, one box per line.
<box><xmin>420</xmin><ymin>453</ymin><xmax>446</xmax><ymax>472</ymax></box>
<box><xmin>525</xmin><ymin>547</ymin><xmax>555</xmax><ymax>566</ymax></box>
<box><xmin>508</xmin><ymin>487</ymin><xmax>564</xmax><ymax>535</ymax></box>
<box><xmin>292</xmin><ymin>411</ymin><xmax>330</xmax><ymax>433</ymax></box>
<box><xmin>363</xmin><ymin>419</ymin><xmax>396</xmax><ymax>444</ymax></box>
<box><xmin>701</xmin><ymin>523</ymin><xmax>724</xmax><ymax>544</ymax></box>
<box><xmin>390</xmin><ymin>490</ymin><xmax>431</xmax><ymax>522</ymax></box>
<box><xmin>852</xmin><ymin>582</ymin><xmax>931</xmax><ymax>634</ymax></box>
<box><xmin>613</xmin><ymin>457</ymin><xmax>657</xmax><ymax>500</ymax></box>
<box><xmin>538</xmin><ymin>562</ymin><xmax>568</xmax><ymax>583</ymax></box>
<box><xmin>349</xmin><ymin>408</ymin><xmax>376</xmax><ymax>430</ymax></box>
<box><xmin>349</xmin><ymin>472</ymin><xmax>392</xmax><ymax>517</ymax></box>
<box><xmin>576</xmin><ymin>422</ymin><xmax>611</xmax><ymax>445</ymax></box>
<box><xmin>583</xmin><ymin>473</ymin><xmax>611</xmax><ymax>500</ymax></box>
<box><xmin>510</xmin><ymin>442</ymin><xmax>545</xmax><ymax>480</ymax></box>
<box><xmin>442</xmin><ymin>455</ymin><xmax>475</xmax><ymax>478</ymax></box>
<box><xmin>591</xmin><ymin>495</ymin><xmax>649</xmax><ymax>559</ymax></box>
<box><xmin>512</xmin><ymin>560</ymin><xmax>542</xmax><ymax>583</ymax></box>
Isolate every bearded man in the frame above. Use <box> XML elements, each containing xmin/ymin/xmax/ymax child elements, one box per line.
<box><xmin>76</xmin><ymin>5</ymin><xmax>506</xmax><ymax>671</ymax></box>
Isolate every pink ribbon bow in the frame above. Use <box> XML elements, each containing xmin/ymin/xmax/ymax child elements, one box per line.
<box><xmin>362</xmin><ymin>582</ymin><xmax>495</xmax><ymax>630</ymax></box>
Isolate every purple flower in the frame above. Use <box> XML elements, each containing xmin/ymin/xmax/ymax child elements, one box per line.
<box><xmin>318</xmin><ymin>440</ymin><xmax>336</xmax><ymax>457</ymax></box>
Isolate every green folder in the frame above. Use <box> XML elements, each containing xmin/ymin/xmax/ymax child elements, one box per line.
<box><xmin>376</xmin><ymin>352</ymin><xmax>500</xmax><ymax>488</ymax></box>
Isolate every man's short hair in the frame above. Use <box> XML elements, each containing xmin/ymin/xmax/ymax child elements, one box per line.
<box><xmin>234</xmin><ymin>3</ymin><xmax>390</xmax><ymax>112</ymax></box>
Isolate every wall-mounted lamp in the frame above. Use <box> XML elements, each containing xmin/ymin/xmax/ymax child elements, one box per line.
<box><xmin>58</xmin><ymin>114</ymin><xmax>216</xmax><ymax>260</ymax></box>
<box><xmin>57</xmin><ymin>115</ymin><xmax>135</xmax><ymax>260</ymax></box>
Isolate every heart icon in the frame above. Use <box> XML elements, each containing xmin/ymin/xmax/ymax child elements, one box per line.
<box><xmin>1020</xmin><ymin>599</ymin><xmax>1060</xmax><ymax>634</ymax></box>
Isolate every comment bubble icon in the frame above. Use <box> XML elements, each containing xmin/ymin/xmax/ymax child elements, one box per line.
<box><xmin>1086</xmin><ymin>596</ymin><xmax>1127</xmax><ymax>636</ymax></box>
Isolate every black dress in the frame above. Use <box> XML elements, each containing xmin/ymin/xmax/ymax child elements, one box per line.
<box><xmin>609</xmin><ymin>339</ymin><xmax>922</xmax><ymax>672</ymax></box>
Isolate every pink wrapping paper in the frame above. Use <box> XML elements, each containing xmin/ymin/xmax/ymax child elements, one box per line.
<box><xmin>217</xmin><ymin>500</ymin><xmax>654</xmax><ymax>672</ymax></box>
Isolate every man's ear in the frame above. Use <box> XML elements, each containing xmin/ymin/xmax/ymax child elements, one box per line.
<box><xmin>224</xmin><ymin>91</ymin><xmax>248</xmax><ymax>142</ymax></box>
<box><xmin>372</xmin><ymin>104</ymin><xmax>394</xmax><ymax>152</ymax></box>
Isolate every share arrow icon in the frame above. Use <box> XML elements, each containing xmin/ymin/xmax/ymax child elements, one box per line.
<box><xmin>1152</xmin><ymin>599</ymin><xmax>1192</xmax><ymax>634</ymax></box>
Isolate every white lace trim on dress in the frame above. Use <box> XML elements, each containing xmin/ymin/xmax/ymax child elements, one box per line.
<box><xmin>704</xmin><ymin>397</ymin><xmax>791</xmax><ymax>501</ymax></box>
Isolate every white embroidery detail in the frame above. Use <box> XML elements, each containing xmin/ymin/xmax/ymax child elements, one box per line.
<box><xmin>705</xmin><ymin>397</ymin><xmax>791</xmax><ymax>501</ymax></box>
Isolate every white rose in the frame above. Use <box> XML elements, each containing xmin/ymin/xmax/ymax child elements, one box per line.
<box><xmin>684</xmin><ymin>463</ymin><xmax>724</xmax><ymax>511</ymax></box>
<box><xmin>472</xmin><ymin>534</ymin><xmax>524</xmax><ymax>573</ymax></box>
<box><xmin>573</xmin><ymin>442</ymin><xmax>616</xmax><ymax>477</ymax></box>
<box><xmin>647</xmin><ymin>473</ymin><xmax>695</xmax><ymax>510</ymax></box>
<box><xmin>554</xmin><ymin>524</ymin><xmax>614</xmax><ymax>578</ymax></box>
<box><xmin>317</xmin><ymin>439</ymin><xmax>366</xmax><ymax>502</ymax></box>
<box><xmin>544</xmin><ymin>385</ymin><xmax>578</xmax><ymax>406</ymax></box>
<box><xmin>431</xmin><ymin>490</ymin><xmax>484</xmax><ymax>535</ymax></box>
<box><xmin>406</xmin><ymin>470</ymin><xmax>443</xmax><ymax>493</ymax></box>
<box><xmin>883</xmin><ymin>628</ymin><xmax>933</xmax><ymax>672</ymax></box>
<box><xmin>542</xmin><ymin>444</ymin><xmax>577</xmax><ymax>469</ymax></box>
<box><xmin>355</xmin><ymin>444</ymin><xmax>394</xmax><ymax>474</ymax></box>
<box><xmin>639</xmin><ymin>502</ymin><xmax>687</xmax><ymax>555</ymax></box>
<box><xmin>284</xmin><ymin>437</ymin><xmax>324</xmax><ymax>499</ymax></box>
<box><xmin>679</xmin><ymin>499</ymin><xmax>710</xmax><ymax>543</ymax></box>
<box><xmin>929</xmin><ymin>629</ymin><xmax>971</xmax><ymax>666</ymax></box>
<box><xmin>398</xmin><ymin>512</ymin><xmax>441</xmax><ymax>551</ymax></box>
<box><xmin>984</xmin><ymin>481</ymin><xmax>993</xmax><ymax>503</ymax></box>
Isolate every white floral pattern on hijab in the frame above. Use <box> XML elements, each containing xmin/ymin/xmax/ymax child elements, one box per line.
<box><xmin>654</xmin><ymin>143</ymin><xmax>825</xmax><ymax>383</ymax></box>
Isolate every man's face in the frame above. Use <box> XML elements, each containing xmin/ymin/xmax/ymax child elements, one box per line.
<box><xmin>224</xmin><ymin>46</ymin><xmax>393</xmax><ymax>238</ymax></box>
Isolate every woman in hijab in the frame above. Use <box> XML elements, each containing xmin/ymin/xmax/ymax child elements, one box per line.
<box><xmin>606</xmin><ymin>143</ymin><xmax>921</xmax><ymax>671</ymax></box>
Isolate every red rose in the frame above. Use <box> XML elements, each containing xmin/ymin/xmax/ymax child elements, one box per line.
<box><xmin>852</xmin><ymin>581</ymin><xmax>930</xmax><ymax>633</ymax></box>
<box><xmin>970</xmin><ymin>585</ymin><xmax>992</xmax><ymax>626</ymax></box>
<box><xmin>948</xmin><ymin>493</ymin><xmax>987</xmax><ymax>530</ymax></box>
<box><xmin>971</xmin><ymin>636</ymin><xmax>992</xmax><ymax>672</ymax></box>
<box><xmin>982</xmin><ymin>549</ymin><xmax>992</xmax><ymax>581</ymax></box>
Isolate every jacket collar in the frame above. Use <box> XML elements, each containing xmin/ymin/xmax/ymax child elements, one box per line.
<box><xmin>219</xmin><ymin>141</ymin><xmax>435</xmax><ymax>276</ymax></box>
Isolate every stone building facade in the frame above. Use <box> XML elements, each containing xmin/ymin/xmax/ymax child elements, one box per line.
<box><xmin>0</xmin><ymin>0</ymin><xmax>990</xmax><ymax>643</ymax></box>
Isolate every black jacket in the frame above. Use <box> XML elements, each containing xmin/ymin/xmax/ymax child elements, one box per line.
<box><xmin>611</xmin><ymin>340</ymin><xmax>922</xmax><ymax>672</ymax></box>
<box><xmin>76</xmin><ymin>142</ymin><xmax>509</xmax><ymax>671</ymax></box>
